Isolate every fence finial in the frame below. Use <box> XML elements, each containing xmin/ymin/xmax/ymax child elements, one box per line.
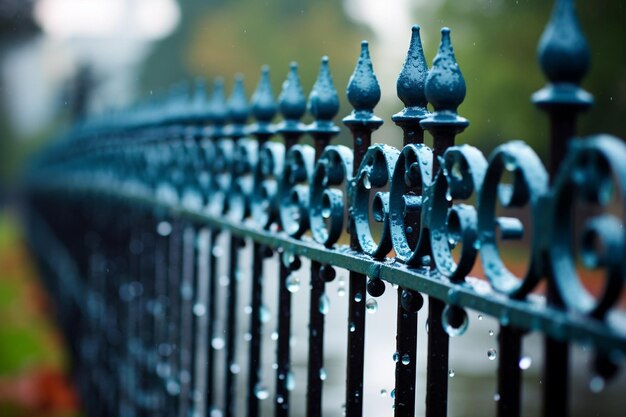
<box><xmin>208</xmin><ymin>77</ymin><xmax>228</xmax><ymax>128</ymax></box>
<box><xmin>396</xmin><ymin>25</ymin><xmax>429</xmax><ymax>112</ymax></box>
<box><xmin>346</xmin><ymin>40</ymin><xmax>381</xmax><ymax>115</ymax></box>
<box><xmin>192</xmin><ymin>77</ymin><xmax>210</xmax><ymax>123</ymax></box>
<box><xmin>308</xmin><ymin>56</ymin><xmax>340</xmax><ymax>123</ymax></box>
<box><xmin>424</xmin><ymin>28</ymin><xmax>466</xmax><ymax>115</ymax></box>
<box><xmin>228</xmin><ymin>74</ymin><xmax>249</xmax><ymax>125</ymax></box>
<box><xmin>279</xmin><ymin>62</ymin><xmax>307</xmax><ymax>122</ymax></box>
<box><xmin>251</xmin><ymin>66</ymin><xmax>277</xmax><ymax>123</ymax></box>
<box><xmin>532</xmin><ymin>0</ymin><xmax>593</xmax><ymax>109</ymax></box>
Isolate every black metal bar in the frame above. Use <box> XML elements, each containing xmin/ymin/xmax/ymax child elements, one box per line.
<box><xmin>306</xmin><ymin>260</ymin><xmax>325</xmax><ymax>417</ymax></box>
<box><xmin>497</xmin><ymin>326</ymin><xmax>522</xmax><ymax>417</ymax></box>
<box><xmin>248</xmin><ymin>241</ymin><xmax>265</xmax><ymax>417</ymax></box>
<box><xmin>205</xmin><ymin>229</ymin><xmax>220</xmax><ymax>415</ymax></box>
<box><xmin>224</xmin><ymin>236</ymin><xmax>241</xmax><ymax>417</ymax></box>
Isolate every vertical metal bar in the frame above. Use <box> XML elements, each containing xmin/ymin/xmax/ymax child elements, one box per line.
<box><xmin>275</xmin><ymin>62</ymin><xmax>306</xmax><ymax>417</ymax></box>
<box><xmin>205</xmin><ymin>229</ymin><xmax>220</xmax><ymax>415</ymax></box>
<box><xmin>179</xmin><ymin>226</ymin><xmax>197</xmax><ymax>417</ymax></box>
<box><xmin>306</xmin><ymin>56</ymin><xmax>340</xmax><ymax>417</ymax></box>
<box><xmin>497</xmin><ymin>326</ymin><xmax>522</xmax><ymax>417</ymax></box>
<box><xmin>342</xmin><ymin>40</ymin><xmax>384</xmax><ymax>417</ymax></box>
<box><xmin>389</xmin><ymin>26</ymin><xmax>429</xmax><ymax>417</ymax></box>
<box><xmin>225</xmin><ymin>236</ymin><xmax>241</xmax><ymax>417</ymax></box>
<box><xmin>419</xmin><ymin>28</ymin><xmax>469</xmax><ymax>417</ymax></box>
<box><xmin>248</xmin><ymin>241</ymin><xmax>265</xmax><ymax>417</ymax></box>
<box><xmin>167</xmin><ymin>220</ymin><xmax>183</xmax><ymax>415</ymax></box>
<box><xmin>192</xmin><ymin>228</ymin><xmax>210</xmax><ymax>417</ymax></box>
<box><xmin>531</xmin><ymin>2</ymin><xmax>593</xmax><ymax>416</ymax></box>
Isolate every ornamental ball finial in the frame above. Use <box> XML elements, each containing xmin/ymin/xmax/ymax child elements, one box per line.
<box><xmin>228</xmin><ymin>74</ymin><xmax>249</xmax><ymax>125</ymax></box>
<box><xmin>347</xmin><ymin>40</ymin><xmax>381</xmax><ymax>114</ymax></box>
<box><xmin>397</xmin><ymin>24</ymin><xmax>429</xmax><ymax>109</ymax></box>
<box><xmin>425</xmin><ymin>27</ymin><xmax>466</xmax><ymax>113</ymax></box>
<box><xmin>251</xmin><ymin>65</ymin><xmax>277</xmax><ymax>123</ymax></box>
<box><xmin>308</xmin><ymin>56</ymin><xmax>340</xmax><ymax>121</ymax></box>
<box><xmin>208</xmin><ymin>77</ymin><xmax>228</xmax><ymax>125</ymax></box>
<box><xmin>537</xmin><ymin>0</ymin><xmax>590</xmax><ymax>84</ymax></box>
<box><xmin>279</xmin><ymin>62</ymin><xmax>307</xmax><ymax>121</ymax></box>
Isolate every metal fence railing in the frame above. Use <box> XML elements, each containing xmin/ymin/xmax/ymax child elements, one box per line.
<box><xmin>23</xmin><ymin>0</ymin><xmax>626</xmax><ymax>416</ymax></box>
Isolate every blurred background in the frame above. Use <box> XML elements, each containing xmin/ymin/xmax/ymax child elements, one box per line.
<box><xmin>0</xmin><ymin>0</ymin><xmax>624</xmax><ymax>416</ymax></box>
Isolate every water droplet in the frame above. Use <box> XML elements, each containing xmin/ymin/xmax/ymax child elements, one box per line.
<box><xmin>392</xmin><ymin>352</ymin><xmax>399</xmax><ymax>362</ymax></box>
<box><xmin>365</xmin><ymin>298</ymin><xmax>378</xmax><ymax>314</ymax></box>
<box><xmin>271</xmin><ymin>331</ymin><xmax>279</xmax><ymax>341</ymax></box>
<box><xmin>390</xmin><ymin>389</ymin><xmax>396</xmax><ymax>399</ymax></box>
<box><xmin>363</xmin><ymin>174</ymin><xmax>372</xmax><ymax>190</ymax></box>
<box><xmin>167</xmin><ymin>380</ymin><xmax>180</xmax><ymax>395</ymax></box>
<box><xmin>589</xmin><ymin>375</ymin><xmax>605</xmax><ymax>393</ymax></box>
<box><xmin>401</xmin><ymin>354</ymin><xmax>410</xmax><ymax>365</ymax></box>
<box><xmin>212</xmin><ymin>247</ymin><xmax>224</xmax><ymax>258</ymax></box>
<box><xmin>518</xmin><ymin>356</ymin><xmax>532</xmax><ymax>370</ymax></box>
<box><xmin>244</xmin><ymin>305</ymin><xmax>252</xmax><ymax>314</ymax></box>
<box><xmin>449</xmin><ymin>369</ymin><xmax>455</xmax><ymax>377</ymax></box>
<box><xmin>272</xmin><ymin>363</ymin><xmax>278</xmax><ymax>370</ymax></box>
<box><xmin>445</xmin><ymin>188</ymin><xmax>452</xmax><ymax>201</ymax></box>
<box><xmin>493</xmin><ymin>393</ymin><xmax>500</xmax><ymax>402</ymax></box>
<box><xmin>380</xmin><ymin>389</ymin><xmax>387</xmax><ymax>397</ymax></box>
<box><xmin>478</xmin><ymin>314</ymin><xmax>483</xmax><ymax>320</ymax></box>
<box><xmin>230</xmin><ymin>363</ymin><xmax>240</xmax><ymax>374</ymax></box>
<box><xmin>286</xmin><ymin>372</ymin><xmax>295</xmax><ymax>391</ymax></box>
<box><xmin>319</xmin><ymin>294</ymin><xmax>330</xmax><ymax>315</ymax></box>
<box><xmin>286</xmin><ymin>275</ymin><xmax>300</xmax><ymax>293</ymax></box>
<box><xmin>442</xmin><ymin>305</ymin><xmax>469</xmax><ymax>337</ymax></box>
<box><xmin>282</xmin><ymin>251</ymin><xmax>295</xmax><ymax>267</ymax></box>
<box><xmin>219</xmin><ymin>275</ymin><xmax>230</xmax><ymax>287</ymax></box>
<box><xmin>321</xmin><ymin>206</ymin><xmax>332</xmax><ymax>219</ymax></box>
<box><xmin>349</xmin><ymin>322</ymin><xmax>356</xmax><ymax>332</ymax></box>
<box><xmin>254</xmin><ymin>384</ymin><xmax>269</xmax><ymax>400</ymax></box>
<box><xmin>473</xmin><ymin>239</ymin><xmax>481</xmax><ymax>250</ymax></box>
<box><xmin>337</xmin><ymin>286</ymin><xmax>346</xmax><ymax>297</ymax></box>
<box><xmin>276</xmin><ymin>395</ymin><xmax>284</xmax><ymax>404</ymax></box>
<box><xmin>260</xmin><ymin>305</ymin><xmax>271</xmax><ymax>323</ymax></box>
<box><xmin>157</xmin><ymin>221</ymin><xmax>172</xmax><ymax>236</ymax></box>
<box><xmin>212</xmin><ymin>337</ymin><xmax>225</xmax><ymax>350</ymax></box>
<box><xmin>504</xmin><ymin>154</ymin><xmax>517</xmax><ymax>172</ymax></box>
<box><xmin>354</xmin><ymin>292</ymin><xmax>363</xmax><ymax>302</ymax></box>
<box><xmin>319</xmin><ymin>368</ymin><xmax>327</xmax><ymax>380</ymax></box>
<box><xmin>244</xmin><ymin>332</ymin><xmax>252</xmax><ymax>342</ymax></box>
<box><xmin>488</xmin><ymin>348</ymin><xmax>497</xmax><ymax>360</ymax></box>
<box><xmin>406</xmin><ymin>226</ymin><xmax>413</xmax><ymax>234</ymax></box>
<box><xmin>193</xmin><ymin>303</ymin><xmax>206</xmax><ymax>317</ymax></box>
<box><xmin>489</xmin><ymin>329</ymin><xmax>494</xmax><ymax>336</ymax></box>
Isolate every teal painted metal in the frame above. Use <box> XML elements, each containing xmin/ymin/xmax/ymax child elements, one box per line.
<box><xmin>24</xmin><ymin>1</ymin><xmax>626</xmax><ymax>417</ymax></box>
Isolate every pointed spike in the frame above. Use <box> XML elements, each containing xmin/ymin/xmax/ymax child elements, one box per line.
<box><xmin>537</xmin><ymin>0</ymin><xmax>590</xmax><ymax>84</ymax></box>
<box><xmin>209</xmin><ymin>77</ymin><xmax>228</xmax><ymax>125</ymax></box>
<box><xmin>397</xmin><ymin>25</ymin><xmax>429</xmax><ymax>109</ymax></box>
<box><xmin>347</xmin><ymin>40</ymin><xmax>381</xmax><ymax>113</ymax></box>
<box><xmin>192</xmin><ymin>77</ymin><xmax>210</xmax><ymax>121</ymax></box>
<box><xmin>425</xmin><ymin>27</ymin><xmax>466</xmax><ymax>113</ymax></box>
<box><xmin>228</xmin><ymin>74</ymin><xmax>249</xmax><ymax>124</ymax></box>
<box><xmin>308</xmin><ymin>56</ymin><xmax>339</xmax><ymax>121</ymax></box>
<box><xmin>251</xmin><ymin>65</ymin><xmax>277</xmax><ymax>123</ymax></box>
<box><xmin>279</xmin><ymin>62</ymin><xmax>307</xmax><ymax>121</ymax></box>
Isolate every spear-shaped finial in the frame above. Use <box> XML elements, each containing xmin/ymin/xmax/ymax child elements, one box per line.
<box><xmin>228</xmin><ymin>74</ymin><xmax>249</xmax><ymax>125</ymax></box>
<box><xmin>308</xmin><ymin>56</ymin><xmax>340</xmax><ymax>123</ymax></box>
<box><xmin>251</xmin><ymin>65</ymin><xmax>277</xmax><ymax>124</ymax></box>
<box><xmin>346</xmin><ymin>40</ymin><xmax>381</xmax><ymax>115</ymax></box>
<box><xmin>208</xmin><ymin>77</ymin><xmax>228</xmax><ymax>128</ymax></box>
<box><xmin>424</xmin><ymin>28</ymin><xmax>466</xmax><ymax>115</ymax></box>
<box><xmin>191</xmin><ymin>77</ymin><xmax>210</xmax><ymax>124</ymax></box>
<box><xmin>397</xmin><ymin>25</ymin><xmax>429</xmax><ymax>111</ymax></box>
<box><xmin>532</xmin><ymin>0</ymin><xmax>593</xmax><ymax>110</ymax></box>
<box><xmin>279</xmin><ymin>62</ymin><xmax>307</xmax><ymax>122</ymax></box>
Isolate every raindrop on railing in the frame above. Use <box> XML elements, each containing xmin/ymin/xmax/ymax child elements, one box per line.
<box><xmin>157</xmin><ymin>221</ymin><xmax>172</xmax><ymax>236</ymax></box>
<box><xmin>260</xmin><ymin>305</ymin><xmax>271</xmax><ymax>323</ymax></box>
<box><xmin>286</xmin><ymin>274</ymin><xmax>300</xmax><ymax>293</ymax></box>
<box><xmin>212</xmin><ymin>246</ymin><xmax>224</xmax><ymax>258</ymax></box>
<box><xmin>519</xmin><ymin>356</ymin><xmax>532</xmax><ymax>370</ymax></box>
<box><xmin>589</xmin><ymin>375</ymin><xmax>605</xmax><ymax>393</ymax></box>
<box><xmin>244</xmin><ymin>305</ymin><xmax>252</xmax><ymax>314</ymax></box>
<box><xmin>478</xmin><ymin>314</ymin><xmax>483</xmax><ymax>320</ymax></box>
<box><xmin>380</xmin><ymin>389</ymin><xmax>387</xmax><ymax>397</ymax></box>
<box><xmin>448</xmin><ymin>369</ymin><xmax>455</xmax><ymax>378</ymax></box>
<box><xmin>212</xmin><ymin>337</ymin><xmax>225</xmax><ymax>350</ymax></box>
<box><xmin>254</xmin><ymin>384</ymin><xmax>269</xmax><ymax>400</ymax></box>
<box><xmin>271</xmin><ymin>331</ymin><xmax>279</xmax><ymax>341</ymax></box>
<box><xmin>319</xmin><ymin>293</ymin><xmax>330</xmax><ymax>315</ymax></box>
<box><xmin>230</xmin><ymin>363</ymin><xmax>240</xmax><ymax>374</ymax></box>
<box><xmin>401</xmin><ymin>354</ymin><xmax>411</xmax><ymax>365</ymax></box>
<box><xmin>390</xmin><ymin>389</ymin><xmax>396</xmax><ymax>399</ymax></box>
<box><xmin>442</xmin><ymin>305</ymin><xmax>469</xmax><ymax>337</ymax></box>
<box><xmin>354</xmin><ymin>292</ymin><xmax>363</xmax><ymax>302</ymax></box>
<box><xmin>365</xmin><ymin>298</ymin><xmax>378</xmax><ymax>314</ymax></box>
<box><xmin>287</xmin><ymin>371</ymin><xmax>295</xmax><ymax>391</ymax></box>
<box><xmin>193</xmin><ymin>303</ymin><xmax>206</xmax><ymax>317</ymax></box>
<box><xmin>392</xmin><ymin>352</ymin><xmax>399</xmax><ymax>362</ymax></box>
<box><xmin>320</xmin><ymin>368</ymin><xmax>327</xmax><ymax>380</ymax></box>
<box><xmin>487</xmin><ymin>348</ymin><xmax>497</xmax><ymax>360</ymax></box>
<box><xmin>489</xmin><ymin>329</ymin><xmax>494</xmax><ymax>336</ymax></box>
<box><xmin>493</xmin><ymin>393</ymin><xmax>501</xmax><ymax>402</ymax></box>
<box><xmin>219</xmin><ymin>275</ymin><xmax>230</xmax><ymax>287</ymax></box>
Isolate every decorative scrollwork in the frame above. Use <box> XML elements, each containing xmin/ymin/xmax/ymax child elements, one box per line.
<box><xmin>310</xmin><ymin>145</ymin><xmax>353</xmax><ymax>247</ymax></box>
<box><xmin>477</xmin><ymin>141</ymin><xmax>548</xmax><ymax>297</ymax></box>
<box><xmin>549</xmin><ymin>135</ymin><xmax>625</xmax><ymax>318</ymax></box>
<box><xmin>352</xmin><ymin>144</ymin><xmax>399</xmax><ymax>259</ymax></box>
<box><xmin>251</xmin><ymin>141</ymin><xmax>285</xmax><ymax>229</ymax></box>
<box><xmin>279</xmin><ymin>144</ymin><xmax>315</xmax><ymax>237</ymax></box>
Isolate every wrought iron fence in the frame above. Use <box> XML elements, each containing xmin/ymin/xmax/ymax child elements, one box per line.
<box><xmin>23</xmin><ymin>0</ymin><xmax>626</xmax><ymax>416</ymax></box>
